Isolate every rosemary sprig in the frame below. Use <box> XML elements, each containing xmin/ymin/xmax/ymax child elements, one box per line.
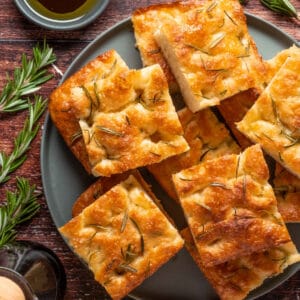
<box><xmin>209</xmin><ymin>182</ymin><xmax>231</xmax><ymax>189</ymax></box>
<box><xmin>117</xmin><ymin>263</ymin><xmax>138</xmax><ymax>274</ymax></box>
<box><xmin>0</xmin><ymin>177</ymin><xmax>40</xmax><ymax>248</ymax></box>
<box><xmin>224</xmin><ymin>10</ymin><xmax>237</xmax><ymax>25</ymax></box>
<box><xmin>260</xmin><ymin>0</ymin><xmax>299</xmax><ymax>19</ymax></box>
<box><xmin>71</xmin><ymin>130</ymin><xmax>83</xmax><ymax>144</ymax></box>
<box><xmin>120</xmin><ymin>209</ymin><xmax>129</xmax><ymax>233</ymax></box>
<box><xmin>0</xmin><ymin>96</ymin><xmax>46</xmax><ymax>184</ymax></box>
<box><xmin>96</xmin><ymin>126</ymin><xmax>124</xmax><ymax>137</ymax></box>
<box><xmin>0</xmin><ymin>41</ymin><xmax>55</xmax><ymax>113</ymax></box>
<box><xmin>130</xmin><ymin>217</ymin><xmax>144</xmax><ymax>255</ymax></box>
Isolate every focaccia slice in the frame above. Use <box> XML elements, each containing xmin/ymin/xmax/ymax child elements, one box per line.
<box><xmin>147</xmin><ymin>107</ymin><xmax>240</xmax><ymax>201</ymax></box>
<box><xmin>132</xmin><ymin>1</ymin><xmax>201</xmax><ymax>93</ymax></box>
<box><xmin>173</xmin><ymin>145</ymin><xmax>291</xmax><ymax>266</ymax></box>
<box><xmin>50</xmin><ymin>49</ymin><xmax>189</xmax><ymax>177</ymax></box>
<box><xmin>49</xmin><ymin>50</ymin><xmax>129</xmax><ymax>173</ymax></box>
<box><xmin>60</xmin><ymin>175</ymin><xmax>184</xmax><ymax>300</ymax></box>
<box><xmin>237</xmin><ymin>55</ymin><xmax>300</xmax><ymax>178</ymax></box>
<box><xmin>154</xmin><ymin>0</ymin><xmax>266</xmax><ymax>112</ymax></box>
<box><xmin>181</xmin><ymin>228</ymin><xmax>300</xmax><ymax>300</ymax></box>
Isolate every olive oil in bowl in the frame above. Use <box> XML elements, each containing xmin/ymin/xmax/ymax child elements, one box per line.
<box><xmin>14</xmin><ymin>0</ymin><xmax>109</xmax><ymax>30</ymax></box>
<box><xmin>25</xmin><ymin>0</ymin><xmax>98</xmax><ymax>21</ymax></box>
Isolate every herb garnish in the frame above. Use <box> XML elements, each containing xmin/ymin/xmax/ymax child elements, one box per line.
<box><xmin>96</xmin><ymin>126</ymin><xmax>124</xmax><ymax>137</ymax></box>
<box><xmin>71</xmin><ymin>130</ymin><xmax>82</xmax><ymax>144</ymax></box>
<box><xmin>206</xmin><ymin>1</ymin><xmax>217</xmax><ymax>13</ymax></box>
<box><xmin>0</xmin><ymin>41</ymin><xmax>54</xmax><ymax>249</ymax></box>
<box><xmin>0</xmin><ymin>178</ymin><xmax>40</xmax><ymax>247</ymax></box>
<box><xmin>260</xmin><ymin>0</ymin><xmax>299</xmax><ymax>19</ymax></box>
<box><xmin>102</xmin><ymin>59</ymin><xmax>117</xmax><ymax>79</ymax></box>
<box><xmin>117</xmin><ymin>263</ymin><xmax>138</xmax><ymax>274</ymax></box>
<box><xmin>179</xmin><ymin>177</ymin><xmax>193</xmax><ymax>181</ymax></box>
<box><xmin>209</xmin><ymin>33</ymin><xmax>226</xmax><ymax>49</ymax></box>
<box><xmin>271</xmin><ymin>95</ymin><xmax>299</xmax><ymax>146</ymax></box>
<box><xmin>150</xmin><ymin>151</ymin><xmax>161</xmax><ymax>157</ymax></box>
<box><xmin>0</xmin><ymin>96</ymin><xmax>46</xmax><ymax>184</ymax></box>
<box><xmin>209</xmin><ymin>182</ymin><xmax>231</xmax><ymax>189</ymax></box>
<box><xmin>130</xmin><ymin>217</ymin><xmax>144</xmax><ymax>255</ymax></box>
<box><xmin>0</xmin><ymin>41</ymin><xmax>55</xmax><ymax>113</ymax></box>
<box><xmin>184</xmin><ymin>44</ymin><xmax>209</xmax><ymax>55</ymax></box>
<box><xmin>120</xmin><ymin>209</ymin><xmax>129</xmax><ymax>233</ymax></box>
<box><xmin>269</xmin><ymin>248</ymin><xmax>289</xmax><ymax>268</ymax></box>
<box><xmin>224</xmin><ymin>10</ymin><xmax>237</xmax><ymax>25</ymax></box>
<box><xmin>199</xmin><ymin>149</ymin><xmax>211</xmax><ymax>161</ymax></box>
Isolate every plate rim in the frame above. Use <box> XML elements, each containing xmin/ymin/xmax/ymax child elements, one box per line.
<box><xmin>40</xmin><ymin>13</ymin><xmax>300</xmax><ymax>300</ymax></box>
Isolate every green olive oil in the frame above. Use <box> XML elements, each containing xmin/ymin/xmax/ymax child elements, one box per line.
<box><xmin>25</xmin><ymin>0</ymin><xmax>99</xmax><ymax>20</ymax></box>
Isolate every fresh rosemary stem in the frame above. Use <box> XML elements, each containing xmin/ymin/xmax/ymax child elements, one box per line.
<box><xmin>0</xmin><ymin>40</ymin><xmax>55</xmax><ymax>113</ymax></box>
<box><xmin>0</xmin><ymin>96</ymin><xmax>47</xmax><ymax>184</ymax></box>
<box><xmin>260</xmin><ymin>0</ymin><xmax>299</xmax><ymax>19</ymax></box>
<box><xmin>0</xmin><ymin>177</ymin><xmax>40</xmax><ymax>248</ymax></box>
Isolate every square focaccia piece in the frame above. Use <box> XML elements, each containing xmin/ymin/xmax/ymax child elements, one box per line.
<box><xmin>154</xmin><ymin>0</ymin><xmax>266</xmax><ymax>112</ymax></box>
<box><xmin>147</xmin><ymin>107</ymin><xmax>240</xmax><ymax>201</ymax></box>
<box><xmin>181</xmin><ymin>228</ymin><xmax>300</xmax><ymax>300</ymax></box>
<box><xmin>49</xmin><ymin>50</ymin><xmax>129</xmax><ymax>173</ymax></box>
<box><xmin>173</xmin><ymin>145</ymin><xmax>291</xmax><ymax>266</ymax></box>
<box><xmin>237</xmin><ymin>55</ymin><xmax>300</xmax><ymax>178</ymax></box>
<box><xmin>132</xmin><ymin>1</ymin><xmax>201</xmax><ymax>93</ymax></box>
<box><xmin>60</xmin><ymin>175</ymin><xmax>184</xmax><ymax>300</ymax></box>
<box><xmin>50</xmin><ymin>49</ymin><xmax>189</xmax><ymax>177</ymax></box>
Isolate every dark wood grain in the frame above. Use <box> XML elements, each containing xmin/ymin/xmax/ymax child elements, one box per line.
<box><xmin>0</xmin><ymin>0</ymin><xmax>299</xmax><ymax>299</ymax></box>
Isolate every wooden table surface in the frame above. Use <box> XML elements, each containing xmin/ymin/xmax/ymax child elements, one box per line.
<box><xmin>0</xmin><ymin>0</ymin><xmax>299</xmax><ymax>299</ymax></box>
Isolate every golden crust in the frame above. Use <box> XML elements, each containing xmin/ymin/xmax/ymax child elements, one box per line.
<box><xmin>154</xmin><ymin>0</ymin><xmax>266</xmax><ymax>112</ymax></box>
<box><xmin>181</xmin><ymin>227</ymin><xmax>300</xmax><ymax>300</ymax></box>
<box><xmin>60</xmin><ymin>175</ymin><xmax>184</xmax><ymax>300</ymax></box>
<box><xmin>50</xmin><ymin>50</ymin><xmax>189</xmax><ymax>177</ymax></box>
<box><xmin>237</xmin><ymin>55</ymin><xmax>300</xmax><ymax>178</ymax></box>
<box><xmin>147</xmin><ymin>107</ymin><xmax>240</xmax><ymax>200</ymax></box>
<box><xmin>274</xmin><ymin>164</ymin><xmax>300</xmax><ymax>223</ymax></box>
<box><xmin>173</xmin><ymin>145</ymin><xmax>291</xmax><ymax>266</ymax></box>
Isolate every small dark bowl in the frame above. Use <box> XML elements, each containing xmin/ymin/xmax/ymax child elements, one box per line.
<box><xmin>14</xmin><ymin>0</ymin><xmax>110</xmax><ymax>31</ymax></box>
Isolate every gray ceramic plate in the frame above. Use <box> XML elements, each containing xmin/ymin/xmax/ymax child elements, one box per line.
<box><xmin>41</xmin><ymin>15</ymin><xmax>300</xmax><ymax>300</ymax></box>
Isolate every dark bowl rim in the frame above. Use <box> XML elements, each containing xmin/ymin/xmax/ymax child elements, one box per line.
<box><xmin>14</xmin><ymin>0</ymin><xmax>110</xmax><ymax>31</ymax></box>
